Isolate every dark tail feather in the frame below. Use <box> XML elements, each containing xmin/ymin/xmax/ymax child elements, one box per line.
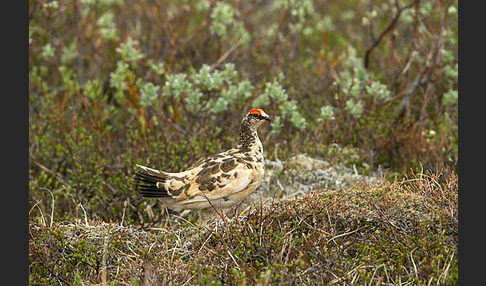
<box><xmin>134</xmin><ymin>171</ymin><xmax>170</xmax><ymax>198</ymax></box>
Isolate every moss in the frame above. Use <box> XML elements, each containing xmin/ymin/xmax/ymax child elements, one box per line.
<box><xmin>31</xmin><ymin>172</ymin><xmax>456</xmax><ymax>284</ymax></box>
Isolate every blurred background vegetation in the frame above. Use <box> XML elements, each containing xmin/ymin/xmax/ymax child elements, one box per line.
<box><xmin>29</xmin><ymin>0</ymin><xmax>457</xmax><ymax>226</ymax></box>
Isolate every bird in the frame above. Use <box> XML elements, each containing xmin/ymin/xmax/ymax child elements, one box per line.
<box><xmin>134</xmin><ymin>109</ymin><xmax>272</xmax><ymax>226</ymax></box>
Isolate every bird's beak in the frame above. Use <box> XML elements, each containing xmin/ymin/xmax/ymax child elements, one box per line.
<box><xmin>265</xmin><ymin>116</ymin><xmax>272</xmax><ymax>121</ymax></box>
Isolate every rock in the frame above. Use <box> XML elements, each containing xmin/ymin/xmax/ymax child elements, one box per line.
<box><xmin>249</xmin><ymin>154</ymin><xmax>379</xmax><ymax>202</ymax></box>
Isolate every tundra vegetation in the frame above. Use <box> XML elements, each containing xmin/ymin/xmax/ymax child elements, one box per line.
<box><xmin>29</xmin><ymin>0</ymin><xmax>457</xmax><ymax>284</ymax></box>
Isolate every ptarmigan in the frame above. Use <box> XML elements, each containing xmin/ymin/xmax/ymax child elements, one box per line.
<box><xmin>134</xmin><ymin>109</ymin><xmax>271</xmax><ymax>226</ymax></box>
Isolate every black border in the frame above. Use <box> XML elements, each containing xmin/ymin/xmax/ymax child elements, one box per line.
<box><xmin>457</xmin><ymin>1</ymin><xmax>481</xmax><ymax>284</ymax></box>
<box><xmin>6</xmin><ymin>0</ymin><xmax>28</xmax><ymax>283</ymax></box>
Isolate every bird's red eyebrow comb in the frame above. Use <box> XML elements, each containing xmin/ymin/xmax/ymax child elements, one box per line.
<box><xmin>249</xmin><ymin>109</ymin><xmax>263</xmax><ymax>115</ymax></box>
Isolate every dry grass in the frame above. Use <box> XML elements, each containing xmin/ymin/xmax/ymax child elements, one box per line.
<box><xmin>29</xmin><ymin>169</ymin><xmax>457</xmax><ymax>285</ymax></box>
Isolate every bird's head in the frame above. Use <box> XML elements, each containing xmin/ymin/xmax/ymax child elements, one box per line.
<box><xmin>245</xmin><ymin>109</ymin><xmax>272</xmax><ymax>128</ymax></box>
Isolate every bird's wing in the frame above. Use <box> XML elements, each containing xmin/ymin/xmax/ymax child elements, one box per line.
<box><xmin>174</xmin><ymin>155</ymin><xmax>257</xmax><ymax>204</ymax></box>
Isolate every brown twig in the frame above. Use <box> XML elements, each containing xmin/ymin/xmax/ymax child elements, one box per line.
<box><xmin>29</xmin><ymin>0</ymin><xmax>38</xmax><ymax>21</ymax></box>
<box><xmin>357</xmin><ymin>190</ymin><xmax>405</xmax><ymax>232</ymax></box>
<box><xmin>364</xmin><ymin>0</ymin><xmax>420</xmax><ymax>69</ymax></box>
<box><xmin>200</xmin><ymin>191</ymin><xmax>227</xmax><ymax>226</ymax></box>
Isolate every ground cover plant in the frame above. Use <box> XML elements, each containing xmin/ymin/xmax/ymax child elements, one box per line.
<box><xmin>29</xmin><ymin>171</ymin><xmax>457</xmax><ymax>285</ymax></box>
<box><xmin>29</xmin><ymin>0</ymin><xmax>458</xmax><ymax>284</ymax></box>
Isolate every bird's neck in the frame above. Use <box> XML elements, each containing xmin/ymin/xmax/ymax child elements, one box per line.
<box><xmin>237</xmin><ymin>122</ymin><xmax>261</xmax><ymax>154</ymax></box>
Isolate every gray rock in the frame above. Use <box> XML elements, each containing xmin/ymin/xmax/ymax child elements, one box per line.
<box><xmin>248</xmin><ymin>154</ymin><xmax>379</xmax><ymax>203</ymax></box>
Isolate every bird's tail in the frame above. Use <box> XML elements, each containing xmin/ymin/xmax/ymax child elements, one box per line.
<box><xmin>134</xmin><ymin>165</ymin><xmax>170</xmax><ymax>198</ymax></box>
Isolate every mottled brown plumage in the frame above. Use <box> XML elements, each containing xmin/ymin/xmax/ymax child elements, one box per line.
<box><xmin>134</xmin><ymin>109</ymin><xmax>271</xmax><ymax>226</ymax></box>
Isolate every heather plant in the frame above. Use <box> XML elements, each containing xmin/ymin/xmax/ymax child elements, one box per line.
<box><xmin>29</xmin><ymin>171</ymin><xmax>458</xmax><ymax>285</ymax></box>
